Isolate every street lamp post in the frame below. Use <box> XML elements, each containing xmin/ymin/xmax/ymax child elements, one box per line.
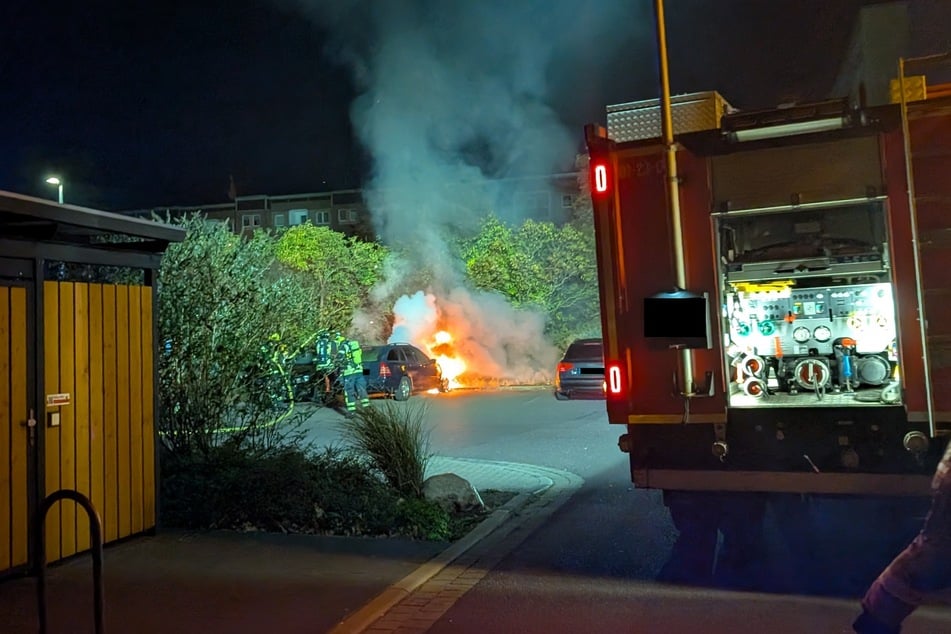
<box><xmin>45</xmin><ymin>177</ymin><xmax>64</xmax><ymax>204</ymax></box>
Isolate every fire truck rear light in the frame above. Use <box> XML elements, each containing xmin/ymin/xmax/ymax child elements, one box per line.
<box><xmin>607</xmin><ymin>362</ymin><xmax>623</xmax><ymax>395</ymax></box>
<box><xmin>593</xmin><ymin>163</ymin><xmax>609</xmax><ymax>193</ymax></box>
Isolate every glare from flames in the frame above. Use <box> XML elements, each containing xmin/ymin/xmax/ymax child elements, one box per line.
<box><xmin>382</xmin><ymin>289</ymin><xmax>555</xmax><ymax>391</ymax></box>
<box><xmin>426</xmin><ymin>329</ymin><xmax>466</xmax><ymax>390</ymax></box>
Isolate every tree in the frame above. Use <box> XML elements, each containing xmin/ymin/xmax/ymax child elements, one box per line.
<box><xmin>157</xmin><ymin>216</ymin><xmax>315</xmax><ymax>454</ymax></box>
<box><xmin>274</xmin><ymin>224</ymin><xmax>388</xmax><ymax>332</ymax></box>
<box><xmin>515</xmin><ymin>219</ymin><xmax>600</xmax><ymax>346</ymax></box>
<box><xmin>461</xmin><ymin>214</ymin><xmax>600</xmax><ymax>348</ymax></box>
<box><xmin>460</xmin><ymin>216</ymin><xmax>533</xmax><ymax>302</ymax></box>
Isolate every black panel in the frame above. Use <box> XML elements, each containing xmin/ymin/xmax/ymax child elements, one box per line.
<box><xmin>0</xmin><ymin>258</ymin><xmax>34</xmax><ymax>280</ymax></box>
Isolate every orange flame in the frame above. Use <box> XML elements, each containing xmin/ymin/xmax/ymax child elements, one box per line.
<box><xmin>426</xmin><ymin>329</ymin><xmax>466</xmax><ymax>389</ymax></box>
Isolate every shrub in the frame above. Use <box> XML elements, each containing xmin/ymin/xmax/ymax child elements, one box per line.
<box><xmin>338</xmin><ymin>401</ymin><xmax>433</xmax><ymax>498</ymax></box>
<box><xmin>158</xmin><ymin>438</ymin><xmax>513</xmax><ymax>541</ymax></box>
<box><xmin>159</xmin><ymin>444</ymin><xmax>407</xmax><ymax>536</ymax></box>
<box><xmin>157</xmin><ymin>216</ymin><xmax>319</xmax><ymax>455</ymax></box>
<box><xmin>396</xmin><ymin>497</ymin><xmax>451</xmax><ymax>541</ymax></box>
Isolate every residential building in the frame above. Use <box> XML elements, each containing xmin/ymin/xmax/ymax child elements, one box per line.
<box><xmin>124</xmin><ymin>171</ymin><xmax>582</xmax><ymax>238</ymax></box>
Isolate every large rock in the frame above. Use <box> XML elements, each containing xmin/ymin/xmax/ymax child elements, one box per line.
<box><xmin>422</xmin><ymin>472</ymin><xmax>485</xmax><ymax>513</ymax></box>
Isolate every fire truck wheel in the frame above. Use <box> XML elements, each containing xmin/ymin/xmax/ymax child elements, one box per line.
<box><xmin>394</xmin><ymin>376</ymin><xmax>412</xmax><ymax>401</ymax></box>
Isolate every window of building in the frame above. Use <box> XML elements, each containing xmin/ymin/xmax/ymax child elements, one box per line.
<box><xmin>273</xmin><ymin>214</ymin><xmax>286</xmax><ymax>228</ymax></box>
<box><xmin>241</xmin><ymin>214</ymin><xmax>261</xmax><ymax>229</ymax></box>
<box><xmin>562</xmin><ymin>194</ymin><xmax>574</xmax><ymax>208</ymax></box>
<box><xmin>289</xmin><ymin>209</ymin><xmax>309</xmax><ymax>226</ymax></box>
<box><xmin>315</xmin><ymin>210</ymin><xmax>330</xmax><ymax>225</ymax></box>
<box><xmin>516</xmin><ymin>192</ymin><xmax>550</xmax><ymax>218</ymax></box>
<box><xmin>337</xmin><ymin>208</ymin><xmax>358</xmax><ymax>223</ymax></box>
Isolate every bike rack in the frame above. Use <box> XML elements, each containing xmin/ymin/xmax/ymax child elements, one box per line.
<box><xmin>33</xmin><ymin>489</ymin><xmax>105</xmax><ymax>634</ymax></box>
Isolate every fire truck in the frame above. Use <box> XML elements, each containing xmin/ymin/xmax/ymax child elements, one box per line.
<box><xmin>584</xmin><ymin>61</ymin><xmax>951</xmax><ymax>572</ymax></box>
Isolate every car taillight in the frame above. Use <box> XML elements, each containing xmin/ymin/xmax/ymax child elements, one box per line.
<box><xmin>557</xmin><ymin>362</ymin><xmax>574</xmax><ymax>373</ymax></box>
<box><xmin>606</xmin><ymin>361</ymin><xmax>624</xmax><ymax>396</ymax></box>
<box><xmin>379</xmin><ymin>362</ymin><xmax>391</xmax><ymax>379</ymax></box>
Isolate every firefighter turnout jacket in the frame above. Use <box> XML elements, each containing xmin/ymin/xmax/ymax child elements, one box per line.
<box><xmin>340</xmin><ymin>338</ymin><xmax>364</xmax><ymax>377</ymax></box>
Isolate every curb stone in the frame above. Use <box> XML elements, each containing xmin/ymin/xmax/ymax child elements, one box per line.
<box><xmin>330</xmin><ymin>462</ymin><xmax>582</xmax><ymax>634</ymax></box>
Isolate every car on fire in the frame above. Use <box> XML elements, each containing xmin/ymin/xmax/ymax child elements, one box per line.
<box><xmin>554</xmin><ymin>338</ymin><xmax>605</xmax><ymax>400</ymax></box>
<box><xmin>362</xmin><ymin>342</ymin><xmax>448</xmax><ymax>401</ymax></box>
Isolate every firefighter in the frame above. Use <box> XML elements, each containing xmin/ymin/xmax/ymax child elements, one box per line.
<box><xmin>853</xmin><ymin>440</ymin><xmax>951</xmax><ymax>634</ymax></box>
<box><xmin>339</xmin><ymin>335</ymin><xmax>370</xmax><ymax>416</ymax></box>
<box><xmin>313</xmin><ymin>330</ymin><xmax>339</xmax><ymax>398</ymax></box>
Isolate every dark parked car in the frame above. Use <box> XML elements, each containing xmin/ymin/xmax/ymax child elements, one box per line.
<box><xmin>554</xmin><ymin>338</ymin><xmax>605</xmax><ymax>400</ymax></box>
<box><xmin>362</xmin><ymin>342</ymin><xmax>447</xmax><ymax>401</ymax></box>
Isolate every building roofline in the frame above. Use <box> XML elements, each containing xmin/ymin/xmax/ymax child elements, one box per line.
<box><xmin>1</xmin><ymin>190</ymin><xmax>186</xmax><ymax>243</ymax></box>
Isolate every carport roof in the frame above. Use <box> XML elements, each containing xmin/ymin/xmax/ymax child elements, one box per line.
<box><xmin>0</xmin><ymin>190</ymin><xmax>186</xmax><ymax>251</ymax></box>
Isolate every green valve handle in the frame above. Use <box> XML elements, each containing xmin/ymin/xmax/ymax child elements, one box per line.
<box><xmin>758</xmin><ymin>320</ymin><xmax>776</xmax><ymax>336</ymax></box>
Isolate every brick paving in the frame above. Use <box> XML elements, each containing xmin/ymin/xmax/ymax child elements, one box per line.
<box><xmin>336</xmin><ymin>464</ymin><xmax>584</xmax><ymax>634</ymax></box>
<box><xmin>0</xmin><ymin>456</ymin><xmax>582</xmax><ymax>634</ymax></box>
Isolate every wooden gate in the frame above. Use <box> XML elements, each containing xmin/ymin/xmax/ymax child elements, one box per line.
<box><xmin>41</xmin><ymin>281</ymin><xmax>156</xmax><ymax>563</ymax></box>
<box><xmin>0</xmin><ymin>284</ymin><xmax>31</xmax><ymax>577</ymax></box>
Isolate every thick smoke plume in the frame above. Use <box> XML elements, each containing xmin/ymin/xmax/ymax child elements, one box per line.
<box><xmin>284</xmin><ymin>0</ymin><xmax>643</xmax><ymax>382</ymax></box>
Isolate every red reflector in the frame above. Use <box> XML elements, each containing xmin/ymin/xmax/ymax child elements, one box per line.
<box><xmin>594</xmin><ymin>164</ymin><xmax>609</xmax><ymax>193</ymax></box>
<box><xmin>607</xmin><ymin>362</ymin><xmax>623</xmax><ymax>395</ymax></box>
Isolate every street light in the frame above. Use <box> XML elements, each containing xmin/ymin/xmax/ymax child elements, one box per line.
<box><xmin>45</xmin><ymin>176</ymin><xmax>64</xmax><ymax>204</ymax></box>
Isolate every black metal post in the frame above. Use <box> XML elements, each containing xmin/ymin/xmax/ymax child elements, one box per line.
<box><xmin>34</xmin><ymin>489</ymin><xmax>105</xmax><ymax>634</ymax></box>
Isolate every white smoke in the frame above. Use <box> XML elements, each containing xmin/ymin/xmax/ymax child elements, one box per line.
<box><xmin>284</xmin><ymin>0</ymin><xmax>645</xmax><ymax>381</ymax></box>
<box><xmin>389</xmin><ymin>291</ymin><xmax>438</xmax><ymax>345</ymax></box>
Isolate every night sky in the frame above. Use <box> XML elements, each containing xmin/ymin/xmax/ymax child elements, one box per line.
<box><xmin>0</xmin><ymin>0</ymin><xmax>890</xmax><ymax>211</ymax></box>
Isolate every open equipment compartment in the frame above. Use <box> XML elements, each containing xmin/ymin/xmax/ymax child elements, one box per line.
<box><xmin>716</xmin><ymin>201</ymin><xmax>900</xmax><ymax>407</ymax></box>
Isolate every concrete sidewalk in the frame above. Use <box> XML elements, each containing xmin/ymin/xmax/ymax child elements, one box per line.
<box><xmin>0</xmin><ymin>457</ymin><xmax>575</xmax><ymax>634</ymax></box>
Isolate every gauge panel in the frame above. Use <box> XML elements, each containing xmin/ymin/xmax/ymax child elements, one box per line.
<box><xmin>725</xmin><ymin>282</ymin><xmax>895</xmax><ymax>356</ymax></box>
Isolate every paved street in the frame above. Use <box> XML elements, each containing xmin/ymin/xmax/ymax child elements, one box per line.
<box><xmin>2</xmin><ymin>389</ymin><xmax>949</xmax><ymax>633</ymax></box>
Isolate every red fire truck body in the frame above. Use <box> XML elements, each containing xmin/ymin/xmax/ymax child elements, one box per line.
<box><xmin>585</xmin><ymin>87</ymin><xmax>951</xmax><ymax>500</ymax></box>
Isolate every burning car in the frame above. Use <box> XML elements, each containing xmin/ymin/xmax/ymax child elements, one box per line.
<box><xmin>362</xmin><ymin>342</ymin><xmax>448</xmax><ymax>400</ymax></box>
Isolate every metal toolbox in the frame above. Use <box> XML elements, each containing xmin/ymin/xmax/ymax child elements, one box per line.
<box><xmin>606</xmin><ymin>91</ymin><xmax>732</xmax><ymax>142</ymax></box>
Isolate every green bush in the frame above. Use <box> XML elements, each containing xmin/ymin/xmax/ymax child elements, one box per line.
<box><xmin>396</xmin><ymin>497</ymin><xmax>451</xmax><ymax>541</ymax></box>
<box><xmin>160</xmin><ymin>444</ymin><xmax>410</xmax><ymax>536</ymax></box>
<box><xmin>337</xmin><ymin>401</ymin><xmax>433</xmax><ymax>498</ymax></box>
<box><xmin>159</xmin><ymin>440</ymin><xmax>517</xmax><ymax>541</ymax></box>
<box><xmin>157</xmin><ymin>215</ymin><xmax>319</xmax><ymax>455</ymax></box>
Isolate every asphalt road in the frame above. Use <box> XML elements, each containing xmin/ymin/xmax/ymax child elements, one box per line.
<box><xmin>303</xmin><ymin>386</ymin><xmax>670</xmax><ymax>574</ymax></box>
<box><xmin>302</xmin><ymin>388</ymin><xmax>950</xmax><ymax>633</ymax></box>
<box><xmin>7</xmin><ymin>388</ymin><xmax>945</xmax><ymax>633</ymax></box>
<box><xmin>303</xmin><ymin>387</ymin><xmax>625</xmax><ymax>478</ymax></box>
